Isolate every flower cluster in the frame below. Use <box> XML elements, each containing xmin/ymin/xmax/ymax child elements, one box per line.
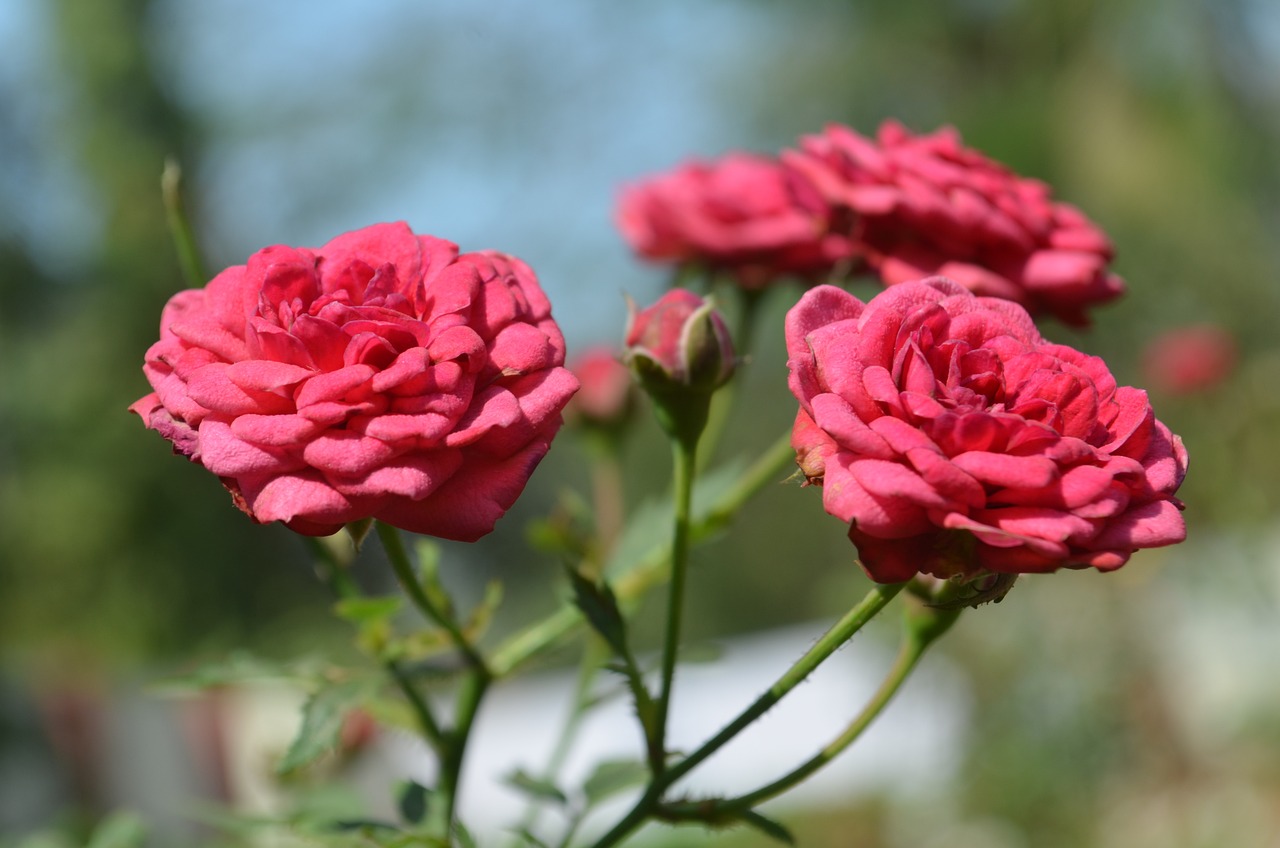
<box><xmin>786</xmin><ymin>278</ymin><xmax>1186</xmax><ymax>582</ymax></box>
<box><xmin>784</xmin><ymin>121</ymin><xmax>1124</xmax><ymax>325</ymax></box>
<box><xmin>131</xmin><ymin>222</ymin><xmax>578</xmax><ymax>540</ymax></box>
<box><xmin>618</xmin><ymin>120</ymin><xmax>1123</xmax><ymax>325</ymax></box>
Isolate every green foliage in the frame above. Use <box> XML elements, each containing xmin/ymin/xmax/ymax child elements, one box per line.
<box><xmin>277</xmin><ymin>679</ymin><xmax>376</xmax><ymax>776</ymax></box>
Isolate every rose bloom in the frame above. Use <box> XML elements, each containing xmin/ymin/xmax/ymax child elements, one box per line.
<box><xmin>131</xmin><ymin>222</ymin><xmax>579</xmax><ymax>540</ymax></box>
<box><xmin>566</xmin><ymin>347</ymin><xmax>633</xmax><ymax>427</ymax></box>
<box><xmin>1142</xmin><ymin>324</ymin><xmax>1236</xmax><ymax>396</ymax></box>
<box><xmin>783</xmin><ymin>121</ymin><xmax>1124</xmax><ymax>325</ymax></box>
<box><xmin>616</xmin><ymin>153</ymin><xmax>853</xmax><ymax>289</ymax></box>
<box><xmin>787</xmin><ymin>278</ymin><xmax>1187</xmax><ymax>583</ymax></box>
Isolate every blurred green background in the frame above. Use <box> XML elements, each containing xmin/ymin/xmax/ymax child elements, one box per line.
<box><xmin>2</xmin><ymin>0</ymin><xmax>1278</xmax><ymax>845</ymax></box>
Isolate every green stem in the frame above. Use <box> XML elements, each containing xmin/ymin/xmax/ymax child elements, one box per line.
<box><xmin>161</xmin><ymin>157</ymin><xmax>207</xmax><ymax>286</ymax></box>
<box><xmin>663</xmin><ymin>581</ymin><xmax>904</xmax><ymax>786</ymax></box>
<box><xmin>585</xmin><ymin>581</ymin><xmax>905</xmax><ymax>848</ymax></box>
<box><xmin>375</xmin><ymin>521</ymin><xmax>489</xmax><ymax>674</ymax></box>
<box><xmin>651</xmin><ymin>436</ymin><xmax>697</xmax><ymax>771</ymax></box>
<box><xmin>433</xmin><ymin>670</ymin><xmax>490</xmax><ymax>842</ymax></box>
<box><xmin>489</xmin><ymin>430</ymin><xmax>796</xmax><ymax>677</ymax></box>
<box><xmin>300</xmin><ymin>536</ymin><xmax>447</xmax><ymax>755</ymax></box>
<box><xmin>662</xmin><ymin>593</ymin><xmax>960</xmax><ymax>820</ymax></box>
<box><xmin>373</xmin><ymin>522</ymin><xmax>495</xmax><ymax>843</ymax></box>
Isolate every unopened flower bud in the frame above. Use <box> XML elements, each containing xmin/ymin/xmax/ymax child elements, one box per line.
<box><xmin>623</xmin><ymin>289</ymin><xmax>736</xmax><ymax>446</ymax></box>
<box><xmin>625</xmin><ymin>289</ymin><xmax>735</xmax><ymax>394</ymax></box>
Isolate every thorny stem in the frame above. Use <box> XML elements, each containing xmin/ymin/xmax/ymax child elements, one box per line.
<box><xmin>584</xmin><ymin>581</ymin><xmax>905</xmax><ymax>848</ymax></box>
<box><xmin>374</xmin><ymin>522</ymin><xmax>494</xmax><ymax>843</ymax></box>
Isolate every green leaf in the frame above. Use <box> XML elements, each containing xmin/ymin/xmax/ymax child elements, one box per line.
<box><xmin>85</xmin><ymin>812</ymin><xmax>147</xmax><ymax>848</ymax></box>
<box><xmin>412</xmin><ymin>540</ymin><xmax>453</xmax><ymax>617</ymax></box>
<box><xmin>733</xmin><ymin>810</ymin><xmax>796</xmax><ymax>845</ymax></box>
<box><xmin>396</xmin><ymin>779</ymin><xmax>430</xmax><ymax>825</ymax></box>
<box><xmin>582</xmin><ymin>759</ymin><xmax>650</xmax><ymax>806</ymax></box>
<box><xmin>276</xmin><ymin>679</ymin><xmax>369</xmax><ymax>775</ymax></box>
<box><xmin>465</xmin><ymin>580</ymin><xmax>504</xmax><ymax>642</ymax></box>
<box><xmin>333</xmin><ymin>596</ymin><xmax>403</xmax><ymax>625</ymax></box>
<box><xmin>153</xmin><ymin>651</ymin><xmax>322</xmax><ymax>692</ymax></box>
<box><xmin>504</xmin><ymin>768</ymin><xmax>568</xmax><ymax>805</ymax></box>
<box><xmin>565</xmin><ymin>568</ymin><xmax>628</xmax><ymax>657</ymax></box>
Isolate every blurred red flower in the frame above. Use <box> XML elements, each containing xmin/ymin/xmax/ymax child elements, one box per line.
<box><xmin>784</xmin><ymin>121</ymin><xmax>1124</xmax><ymax>325</ymax></box>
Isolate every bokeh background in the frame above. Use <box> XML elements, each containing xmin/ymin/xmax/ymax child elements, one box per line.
<box><xmin>2</xmin><ymin>0</ymin><xmax>1279</xmax><ymax>846</ymax></box>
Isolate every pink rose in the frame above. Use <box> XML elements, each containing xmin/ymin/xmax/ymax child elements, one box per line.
<box><xmin>786</xmin><ymin>278</ymin><xmax>1187</xmax><ymax>583</ymax></box>
<box><xmin>1142</xmin><ymin>324</ymin><xmax>1236</xmax><ymax>395</ymax></box>
<box><xmin>783</xmin><ymin>121</ymin><xmax>1124</xmax><ymax>325</ymax></box>
<box><xmin>131</xmin><ymin>222</ymin><xmax>579</xmax><ymax>540</ymax></box>
<box><xmin>616</xmin><ymin>153</ymin><xmax>853</xmax><ymax>288</ymax></box>
<box><xmin>566</xmin><ymin>347</ymin><xmax>634</xmax><ymax>428</ymax></box>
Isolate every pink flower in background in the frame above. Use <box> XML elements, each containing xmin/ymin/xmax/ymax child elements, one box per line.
<box><xmin>566</xmin><ymin>347</ymin><xmax>634</xmax><ymax>427</ymax></box>
<box><xmin>616</xmin><ymin>153</ymin><xmax>853</xmax><ymax>288</ymax></box>
<box><xmin>131</xmin><ymin>222</ymin><xmax>579</xmax><ymax>540</ymax></box>
<box><xmin>783</xmin><ymin>121</ymin><xmax>1124</xmax><ymax>325</ymax></box>
<box><xmin>1142</xmin><ymin>324</ymin><xmax>1237</xmax><ymax>395</ymax></box>
<box><xmin>786</xmin><ymin>278</ymin><xmax>1186</xmax><ymax>583</ymax></box>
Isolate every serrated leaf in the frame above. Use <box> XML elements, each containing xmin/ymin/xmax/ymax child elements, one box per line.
<box><xmin>734</xmin><ymin>810</ymin><xmax>796</xmax><ymax>845</ymax></box>
<box><xmin>276</xmin><ymin>680</ymin><xmax>369</xmax><ymax>775</ymax></box>
<box><xmin>565</xmin><ymin>568</ymin><xmax>628</xmax><ymax>656</ymax></box>
<box><xmin>505</xmin><ymin>768</ymin><xmax>568</xmax><ymax>805</ymax></box>
<box><xmin>582</xmin><ymin>759</ymin><xmax>650</xmax><ymax>806</ymax></box>
<box><xmin>85</xmin><ymin>812</ymin><xmax>147</xmax><ymax>848</ymax></box>
<box><xmin>397</xmin><ymin>779</ymin><xmax>430</xmax><ymax>825</ymax></box>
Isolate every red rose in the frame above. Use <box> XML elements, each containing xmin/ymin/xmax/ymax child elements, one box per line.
<box><xmin>131</xmin><ymin>222</ymin><xmax>579</xmax><ymax>540</ymax></box>
<box><xmin>1142</xmin><ymin>324</ymin><xmax>1236</xmax><ymax>395</ymax></box>
<box><xmin>783</xmin><ymin>121</ymin><xmax>1124</xmax><ymax>325</ymax></box>
<box><xmin>786</xmin><ymin>278</ymin><xmax>1186</xmax><ymax>582</ymax></box>
<box><xmin>566</xmin><ymin>347</ymin><xmax>634</xmax><ymax>428</ymax></box>
<box><xmin>616</xmin><ymin>153</ymin><xmax>853</xmax><ymax>288</ymax></box>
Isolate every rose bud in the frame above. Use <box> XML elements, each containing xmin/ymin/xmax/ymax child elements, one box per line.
<box><xmin>624</xmin><ymin>289</ymin><xmax>735</xmax><ymax>444</ymax></box>
<box><xmin>624</xmin><ymin>289</ymin><xmax>735</xmax><ymax>394</ymax></box>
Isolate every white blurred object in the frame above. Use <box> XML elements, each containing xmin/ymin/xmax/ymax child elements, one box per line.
<box><xmin>379</xmin><ymin>619</ymin><xmax>971</xmax><ymax>842</ymax></box>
